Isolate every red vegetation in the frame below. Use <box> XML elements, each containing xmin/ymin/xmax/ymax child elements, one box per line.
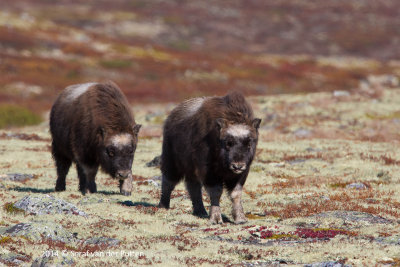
<box><xmin>249</xmin><ymin>226</ymin><xmax>357</xmax><ymax>240</ymax></box>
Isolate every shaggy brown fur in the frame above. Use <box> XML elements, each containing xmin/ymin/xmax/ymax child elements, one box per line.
<box><xmin>159</xmin><ymin>92</ymin><xmax>261</xmax><ymax>224</ymax></box>
<box><xmin>50</xmin><ymin>81</ymin><xmax>141</xmax><ymax>195</ymax></box>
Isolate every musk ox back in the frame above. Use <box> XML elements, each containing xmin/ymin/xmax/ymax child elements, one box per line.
<box><xmin>50</xmin><ymin>82</ymin><xmax>141</xmax><ymax>196</ymax></box>
<box><xmin>159</xmin><ymin>91</ymin><xmax>261</xmax><ymax>224</ymax></box>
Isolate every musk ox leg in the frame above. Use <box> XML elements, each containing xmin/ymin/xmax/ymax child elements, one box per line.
<box><xmin>76</xmin><ymin>164</ymin><xmax>98</xmax><ymax>195</ymax></box>
<box><xmin>205</xmin><ymin>185</ymin><xmax>223</xmax><ymax>224</ymax></box>
<box><xmin>158</xmin><ymin>175</ymin><xmax>178</xmax><ymax>209</ymax></box>
<box><xmin>185</xmin><ymin>180</ymin><xmax>207</xmax><ymax>217</ymax></box>
<box><xmin>54</xmin><ymin>153</ymin><xmax>72</xmax><ymax>192</ymax></box>
<box><xmin>119</xmin><ymin>174</ymin><xmax>133</xmax><ymax>196</ymax></box>
<box><xmin>229</xmin><ymin>184</ymin><xmax>247</xmax><ymax>224</ymax></box>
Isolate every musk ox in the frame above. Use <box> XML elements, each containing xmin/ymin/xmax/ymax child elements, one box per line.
<box><xmin>158</xmin><ymin>92</ymin><xmax>261</xmax><ymax>224</ymax></box>
<box><xmin>50</xmin><ymin>82</ymin><xmax>141</xmax><ymax>196</ymax></box>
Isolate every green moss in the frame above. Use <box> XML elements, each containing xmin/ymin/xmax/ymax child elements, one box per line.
<box><xmin>0</xmin><ymin>236</ymin><xmax>11</xmax><ymax>244</ymax></box>
<box><xmin>329</xmin><ymin>182</ymin><xmax>349</xmax><ymax>189</ymax></box>
<box><xmin>0</xmin><ymin>104</ymin><xmax>42</xmax><ymax>129</ymax></box>
<box><xmin>3</xmin><ymin>202</ymin><xmax>25</xmax><ymax>214</ymax></box>
<box><xmin>99</xmin><ymin>59</ymin><xmax>132</xmax><ymax>69</ymax></box>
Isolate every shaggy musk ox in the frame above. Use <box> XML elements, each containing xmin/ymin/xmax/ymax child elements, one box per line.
<box><xmin>50</xmin><ymin>82</ymin><xmax>141</xmax><ymax>196</ymax></box>
<box><xmin>159</xmin><ymin>92</ymin><xmax>261</xmax><ymax>224</ymax></box>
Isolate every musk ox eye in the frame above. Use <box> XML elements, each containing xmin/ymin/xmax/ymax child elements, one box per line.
<box><xmin>226</xmin><ymin>140</ymin><xmax>234</xmax><ymax>148</ymax></box>
<box><xmin>242</xmin><ymin>138</ymin><xmax>251</xmax><ymax>148</ymax></box>
<box><xmin>107</xmin><ymin>148</ymin><xmax>115</xmax><ymax>157</ymax></box>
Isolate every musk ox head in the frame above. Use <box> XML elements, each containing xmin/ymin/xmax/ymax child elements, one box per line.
<box><xmin>217</xmin><ymin>118</ymin><xmax>261</xmax><ymax>174</ymax></box>
<box><xmin>98</xmin><ymin>124</ymin><xmax>141</xmax><ymax>179</ymax></box>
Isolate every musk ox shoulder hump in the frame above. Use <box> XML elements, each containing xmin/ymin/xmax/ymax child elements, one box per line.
<box><xmin>65</xmin><ymin>82</ymin><xmax>97</xmax><ymax>101</ymax></box>
<box><xmin>179</xmin><ymin>97</ymin><xmax>208</xmax><ymax>118</ymax></box>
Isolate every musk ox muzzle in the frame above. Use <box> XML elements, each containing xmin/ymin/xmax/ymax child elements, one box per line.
<box><xmin>116</xmin><ymin>169</ymin><xmax>132</xmax><ymax>180</ymax></box>
<box><xmin>229</xmin><ymin>162</ymin><xmax>247</xmax><ymax>174</ymax></box>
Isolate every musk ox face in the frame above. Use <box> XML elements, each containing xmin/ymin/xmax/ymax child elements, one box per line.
<box><xmin>218</xmin><ymin>119</ymin><xmax>261</xmax><ymax>174</ymax></box>
<box><xmin>98</xmin><ymin>125</ymin><xmax>141</xmax><ymax>179</ymax></box>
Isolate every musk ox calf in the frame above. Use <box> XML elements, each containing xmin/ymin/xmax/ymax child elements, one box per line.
<box><xmin>159</xmin><ymin>92</ymin><xmax>261</xmax><ymax>224</ymax></box>
<box><xmin>50</xmin><ymin>82</ymin><xmax>141</xmax><ymax>196</ymax></box>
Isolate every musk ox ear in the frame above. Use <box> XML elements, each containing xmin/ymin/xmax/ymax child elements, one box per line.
<box><xmin>132</xmin><ymin>124</ymin><xmax>141</xmax><ymax>135</ymax></box>
<box><xmin>97</xmin><ymin>127</ymin><xmax>106</xmax><ymax>142</ymax></box>
<box><xmin>216</xmin><ymin>118</ymin><xmax>227</xmax><ymax>131</ymax></box>
<box><xmin>252</xmin><ymin>118</ymin><xmax>261</xmax><ymax>129</ymax></box>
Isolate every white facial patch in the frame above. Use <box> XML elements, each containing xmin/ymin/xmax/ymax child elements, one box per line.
<box><xmin>226</xmin><ymin>124</ymin><xmax>250</xmax><ymax>137</ymax></box>
<box><xmin>182</xmin><ymin>97</ymin><xmax>206</xmax><ymax>117</ymax></box>
<box><xmin>110</xmin><ymin>133</ymin><xmax>132</xmax><ymax>148</ymax></box>
<box><xmin>66</xmin><ymin>83</ymin><xmax>97</xmax><ymax>101</ymax></box>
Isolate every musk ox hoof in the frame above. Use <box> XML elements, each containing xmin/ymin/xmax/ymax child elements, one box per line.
<box><xmin>120</xmin><ymin>190</ymin><xmax>131</xmax><ymax>196</ymax></box>
<box><xmin>209</xmin><ymin>206</ymin><xmax>223</xmax><ymax>224</ymax></box>
<box><xmin>158</xmin><ymin>202</ymin><xmax>168</xmax><ymax>209</ymax></box>
<box><xmin>234</xmin><ymin>217</ymin><xmax>248</xmax><ymax>224</ymax></box>
<box><xmin>193</xmin><ymin>209</ymin><xmax>208</xmax><ymax>218</ymax></box>
<box><xmin>55</xmin><ymin>186</ymin><xmax>66</xmax><ymax>192</ymax></box>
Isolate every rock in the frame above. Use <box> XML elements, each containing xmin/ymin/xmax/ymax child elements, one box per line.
<box><xmin>78</xmin><ymin>196</ymin><xmax>105</xmax><ymax>205</ymax></box>
<box><xmin>146</xmin><ymin>155</ymin><xmax>162</xmax><ymax>168</ymax></box>
<box><xmin>14</xmin><ymin>195</ymin><xmax>87</xmax><ymax>216</ymax></box>
<box><xmin>375</xmin><ymin>235</ymin><xmax>400</xmax><ymax>245</ymax></box>
<box><xmin>293</xmin><ymin>128</ymin><xmax>312</xmax><ymax>138</ymax></box>
<box><xmin>333</xmin><ymin>90</ymin><xmax>351</xmax><ymax>97</ymax></box>
<box><xmin>0</xmin><ymin>173</ymin><xmax>36</xmax><ymax>182</ymax></box>
<box><xmin>312</xmin><ymin>211</ymin><xmax>391</xmax><ymax>224</ymax></box>
<box><xmin>3</xmin><ymin>221</ymin><xmax>75</xmax><ymax>243</ymax></box>
<box><xmin>31</xmin><ymin>254</ymin><xmax>75</xmax><ymax>267</ymax></box>
<box><xmin>304</xmin><ymin>261</ymin><xmax>351</xmax><ymax>267</ymax></box>
<box><xmin>83</xmin><ymin>237</ymin><xmax>120</xmax><ymax>247</ymax></box>
<box><xmin>144</xmin><ymin>179</ymin><xmax>159</xmax><ymax>187</ymax></box>
<box><xmin>0</xmin><ymin>252</ymin><xmax>30</xmax><ymax>265</ymax></box>
<box><xmin>346</xmin><ymin>183</ymin><xmax>367</xmax><ymax>190</ymax></box>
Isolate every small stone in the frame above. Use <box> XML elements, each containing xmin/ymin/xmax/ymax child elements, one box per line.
<box><xmin>333</xmin><ymin>90</ymin><xmax>350</xmax><ymax>97</ymax></box>
<box><xmin>304</xmin><ymin>261</ymin><xmax>351</xmax><ymax>267</ymax></box>
<box><xmin>31</xmin><ymin>254</ymin><xmax>75</xmax><ymax>267</ymax></box>
<box><xmin>320</xmin><ymin>195</ymin><xmax>330</xmax><ymax>201</ymax></box>
<box><xmin>346</xmin><ymin>183</ymin><xmax>367</xmax><ymax>190</ymax></box>
<box><xmin>293</xmin><ymin>128</ymin><xmax>312</xmax><ymax>138</ymax></box>
<box><xmin>0</xmin><ymin>173</ymin><xmax>36</xmax><ymax>182</ymax></box>
<box><xmin>0</xmin><ymin>252</ymin><xmax>30</xmax><ymax>265</ymax></box>
<box><xmin>78</xmin><ymin>196</ymin><xmax>105</xmax><ymax>205</ymax></box>
<box><xmin>83</xmin><ymin>237</ymin><xmax>120</xmax><ymax>247</ymax></box>
<box><xmin>312</xmin><ymin>211</ymin><xmax>391</xmax><ymax>224</ymax></box>
<box><xmin>144</xmin><ymin>179</ymin><xmax>159</xmax><ymax>187</ymax></box>
<box><xmin>146</xmin><ymin>155</ymin><xmax>162</xmax><ymax>168</ymax></box>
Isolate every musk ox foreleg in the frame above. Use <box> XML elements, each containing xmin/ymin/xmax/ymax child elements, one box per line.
<box><xmin>158</xmin><ymin>175</ymin><xmax>178</xmax><ymax>209</ymax></box>
<box><xmin>205</xmin><ymin>185</ymin><xmax>223</xmax><ymax>224</ymax></box>
<box><xmin>185</xmin><ymin>179</ymin><xmax>207</xmax><ymax>217</ymax></box>
<box><xmin>76</xmin><ymin>164</ymin><xmax>98</xmax><ymax>195</ymax></box>
<box><xmin>119</xmin><ymin>174</ymin><xmax>133</xmax><ymax>196</ymax></box>
<box><xmin>54</xmin><ymin>153</ymin><xmax>72</xmax><ymax>192</ymax></box>
<box><xmin>229</xmin><ymin>184</ymin><xmax>247</xmax><ymax>224</ymax></box>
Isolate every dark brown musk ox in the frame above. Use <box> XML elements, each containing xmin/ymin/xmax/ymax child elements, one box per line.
<box><xmin>50</xmin><ymin>82</ymin><xmax>141</xmax><ymax>196</ymax></box>
<box><xmin>158</xmin><ymin>92</ymin><xmax>261</xmax><ymax>224</ymax></box>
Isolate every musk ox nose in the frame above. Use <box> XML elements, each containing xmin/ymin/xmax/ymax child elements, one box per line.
<box><xmin>230</xmin><ymin>162</ymin><xmax>246</xmax><ymax>173</ymax></box>
<box><xmin>117</xmin><ymin>170</ymin><xmax>131</xmax><ymax>179</ymax></box>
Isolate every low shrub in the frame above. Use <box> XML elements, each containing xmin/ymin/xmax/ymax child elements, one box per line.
<box><xmin>0</xmin><ymin>104</ymin><xmax>42</xmax><ymax>129</ymax></box>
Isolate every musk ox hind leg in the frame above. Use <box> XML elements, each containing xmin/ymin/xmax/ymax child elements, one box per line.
<box><xmin>229</xmin><ymin>184</ymin><xmax>247</xmax><ymax>224</ymax></box>
<box><xmin>76</xmin><ymin>164</ymin><xmax>98</xmax><ymax>195</ymax></box>
<box><xmin>53</xmin><ymin>153</ymin><xmax>72</xmax><ymax>192</ymax></box>
<box><xmin>185</xmin><ymin>179</ymin><xmax>207</xmax><ymax>217</ymax></box>
<box><xmin>205</xmin><ymin>185</ymin><xmax>223</xmax><ymax>224</ymax></box>
<box><xmin>158</xmin><ymin>175</ymin><xmax>179</xmax><ymax>209</ymax></box>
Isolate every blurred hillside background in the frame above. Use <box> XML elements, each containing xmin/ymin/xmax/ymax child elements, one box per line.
<box><xmin>0</xmin><ymin>0</ymin><xmax>400</xmax><ymax>126</ymax></box>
